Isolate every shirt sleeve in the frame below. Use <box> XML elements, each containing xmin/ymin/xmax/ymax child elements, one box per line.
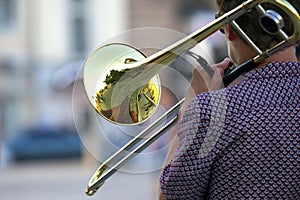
<box><xmin>160</xmin><ymin>92</ymin><xmax>224</xmax><ymax>200</ymax></box>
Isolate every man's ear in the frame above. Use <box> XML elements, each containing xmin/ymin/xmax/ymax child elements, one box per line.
<box><xmin>225</xmin><ymin>24</ymin><xmax>235</xmax><ymax>41</ymax></box>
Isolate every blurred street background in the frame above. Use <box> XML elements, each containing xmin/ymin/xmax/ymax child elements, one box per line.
<box><xmin>0</xmin><ymin>159</ymin><xmax>163</xmax><ymax>200</ymax></box>
<box><xmin>0</xmin><ymin>0</ymin><xmax>227</xmax><ymax>199</ymax></box>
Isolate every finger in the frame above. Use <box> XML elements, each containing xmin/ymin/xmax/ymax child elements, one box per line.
<box><xmin>196</xmin><ymin>57</ymin><xmax>231</xmax><ymax>84</ymax></box>
<box><xmin>194</xmin><ymin>65</ymin><xmax>215</xmax><ymax>88</ymax></box>
<box><xmin>193</xmin><ymin>62</ymin><xmax>221</xmax><ymax>92</ymax></box>
<box><xmin>213</xmin><ymin>57</ymin><xmax>232</xmax><ymax>77</ymax></box>
<box><xmin>190</xmin><ymin>67</ymin><xmax>208</xmax><ymax>94</ymax></box>
<box><xmin>209</xmin><ymin>58</ymin><xmax>232</xmax><ymax>90</ymax></box>
<box><xmin>187</xmin><ymin>57</ymin><xmax>232</xmax><ymax>100</ymax></box>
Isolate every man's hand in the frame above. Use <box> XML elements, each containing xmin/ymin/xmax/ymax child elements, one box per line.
<box><xmin>181</xmin><ymin>57</ymin><xmax>231</xmax><ymax>113</ymax></box>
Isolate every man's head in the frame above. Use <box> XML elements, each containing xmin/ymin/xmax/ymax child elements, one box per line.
<box><xmin>215</xmin><ymin>0</ymin><xmax>299</xmax><ymax>64</ymax></box>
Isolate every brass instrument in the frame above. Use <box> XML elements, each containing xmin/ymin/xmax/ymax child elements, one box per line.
<box><xmin>83</xmin><ymin>0</ymin><xmax>300</xmax><ymax>196</ymax></box>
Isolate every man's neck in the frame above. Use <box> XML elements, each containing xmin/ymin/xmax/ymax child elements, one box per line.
<box><xmin>258</xmin><ymin>46</ymin><xmax>297</xmax><ymax>68</ymax></box>
<box><xmin>228</xmin><ymin>46</ymin><xmax>297</xmax><ymax>87</ymax></box>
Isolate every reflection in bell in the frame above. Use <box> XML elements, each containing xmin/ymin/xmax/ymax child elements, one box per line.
<box><xmin>94</xmin><ymin>69</ymin><xmax>159</xmax><ymax>124</ymax></box>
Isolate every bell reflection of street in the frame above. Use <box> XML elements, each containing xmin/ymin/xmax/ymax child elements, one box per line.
<box><xmin>0</xmin><ymin>160</ymin><xmax>161</xmax><ymax>200</ymax></box>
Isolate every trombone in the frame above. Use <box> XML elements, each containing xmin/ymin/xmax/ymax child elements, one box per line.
<box><xmin>83</xmin><ymin>0</ymin><xmax>300</xmax><ymax>196</ymax></box>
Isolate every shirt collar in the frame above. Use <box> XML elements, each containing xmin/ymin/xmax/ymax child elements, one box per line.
<box><xmin>243</xmin><ymin>61</ymin><xmax>300</xmax><ymax>79</ymax></box>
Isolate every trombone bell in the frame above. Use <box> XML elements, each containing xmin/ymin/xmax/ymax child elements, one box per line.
<box><xmin>84</xmin><ymin>43</ymin><xmax>161</xmax><ymax>125</ymax></box>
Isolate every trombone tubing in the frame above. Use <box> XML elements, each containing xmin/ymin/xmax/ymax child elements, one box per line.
<box><xmin>112</xmin><ymin>0</ymin><xmax>262</xmax><ymax>92</ymax></box>
<box><xmin>86</xmin><ymin>98</ymin><xmax>184</xmax><ymax>195</ymax></box>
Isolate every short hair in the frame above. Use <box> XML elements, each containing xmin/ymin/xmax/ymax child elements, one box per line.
<box><xmin>215</xmin><ymin>0</ymin><xmax>299</xmax><ymax>50</ymax></box>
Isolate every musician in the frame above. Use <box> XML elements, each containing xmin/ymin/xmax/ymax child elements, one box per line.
<box><xmin>159</xmin><ymin>0</ymin><xmax>299</xmax><ymax>199</ymax></box>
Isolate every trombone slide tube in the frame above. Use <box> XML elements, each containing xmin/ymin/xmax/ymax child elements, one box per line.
<box><xmin>85</xmin><ymin>98</ymin><xmax>184</xmax><ymax>195</ymax></box>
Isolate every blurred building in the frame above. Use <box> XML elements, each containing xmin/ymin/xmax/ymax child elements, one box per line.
<box><xmin>0</xmin><ymin>0</ymin><xmax>220</xmax><ymax>163</ymax></box>
<box><xmin>0</xmin><ymin>0</ymin><xmax>130</xmax><ymax>139</ymax></box>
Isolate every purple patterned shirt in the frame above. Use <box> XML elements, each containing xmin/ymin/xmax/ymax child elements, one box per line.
<box><xmin>160</xmin><ymin>62</ymin><xmax>300</xmax><ymax>199</ymax></box>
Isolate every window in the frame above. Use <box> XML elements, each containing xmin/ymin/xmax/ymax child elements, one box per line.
<box><xmin>70</xmin><ymin>0</ymin><xmax>86</xmax><ymax>55</ymax></box>
<box><xmin>73</xmin><ymin>17</ymin><xmax>86</xmax><ymax>53</ymax></box>
<box><xmin>0</xmin><ymin>0</ymin><xmax>16</xmax><ymax>30</ymax></box>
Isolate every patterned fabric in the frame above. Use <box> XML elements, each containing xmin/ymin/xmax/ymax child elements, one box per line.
<box><xmin>160</xmin><ymin>62</ymin><xmax>300</xmax><ymax>199</ymax></box>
